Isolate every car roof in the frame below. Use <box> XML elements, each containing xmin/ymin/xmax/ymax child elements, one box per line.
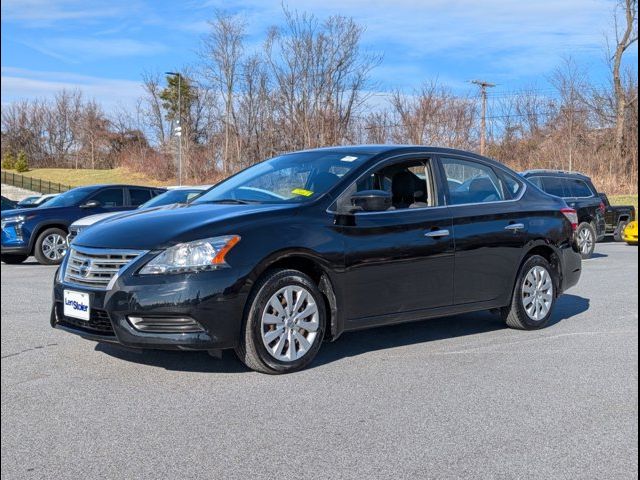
<box><xmin>69</xmin><ymin>184</ymin><xmax>165</xmax><ymax>191</ymax></box>
<box><xmin>294</xmin><ymin>144</ymin><xmax>492</xmax><ymax>156</ymax></box>
<box><xmin>164</xmin><ymin>185</ymin><xmax>212</xmax><ymax>190</ymax></box>
<box><xmin>521</xmin><ymin>169</ymin><xmax>591</xmax><ymax>180</ymax></box>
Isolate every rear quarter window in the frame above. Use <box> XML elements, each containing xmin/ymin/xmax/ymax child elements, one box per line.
<box><xmin>567</xmin><ymin>179</ymin><xmax>593</xmax><ymax>198</ymax></box>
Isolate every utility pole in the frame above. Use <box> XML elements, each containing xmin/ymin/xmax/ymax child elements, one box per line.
<box><xmin>471</xmin><ymin>80</ymin><xmax>495</xmax><ymax>155</ymax></box>
<box><xmin>165</xmin><ymin>71</ymin><xmax>182</xmax><ymax>185</ymax></box>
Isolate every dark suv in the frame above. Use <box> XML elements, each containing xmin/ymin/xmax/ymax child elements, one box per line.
<box><xmin>1</xmin><ymin>184</ymin><xmax>164</xmax><ymax>265</ymax></box>
<box><xmin>521</xmin><ymin>170</ymin><xmax>605</xmax><ymax>259</ymax></box>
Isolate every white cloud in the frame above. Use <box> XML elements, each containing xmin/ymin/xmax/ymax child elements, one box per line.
<box><xmin>196</xmin><ymin>0</ymin><xmax>622</xmax><ymax>81</ymax></box>
<box><xmin>0</xmin><ymin>67</ymin><xmax>144</xmax><ymax>111</ymax></box>
<box><xmin>44</xmin><ymin>38</ymin><xmax>168</xmax><ymax>59</ymax></box>
<box><xmin>1</xmin><ymin>0</ymin><xmax>127</xmax><ymax>26</ymax></box>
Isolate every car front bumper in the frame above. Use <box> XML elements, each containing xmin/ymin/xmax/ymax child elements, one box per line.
<box><xmin>51</xmin><ymin>259</ymin><xmax>250</xmax><ymax>351</ymax></box>
<box><xmin>1</xmin><ymin>225</ymin><xmax>30</xmax><ymax>255</ymax></box>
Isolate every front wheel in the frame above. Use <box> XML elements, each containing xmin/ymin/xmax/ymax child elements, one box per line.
<box><xmin>34</xmin><ymin>228</ymin><xmax>68</xmax><ymax>265</ymax></box>
<box><xmin>576</xmin><ymin>222</ymin><xmax>596</xmax><ymax>259</ymax></box>
<box><xmin>502</xmin><ymin>255</ymin><xmax>557</xmax><ymax>330</ymax></box>
<box><xmin>235</xmin><ymin>269</ymin><xmax>326</xmax><ymax>374</ymax></box>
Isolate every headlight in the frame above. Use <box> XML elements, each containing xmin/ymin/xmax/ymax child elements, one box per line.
<box><xmin>1</xmin><ymin>215</ymin><xmax>26</xmax><ymax>229</ymax></box>
<box><xmin>139</xmin><ymin>235</ymin><xmax>240</xmax><ymax>275</ymax></box>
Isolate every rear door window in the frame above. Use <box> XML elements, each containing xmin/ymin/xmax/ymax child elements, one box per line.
<box><xmin>540</xmin><ymin>176</ymin><xmax>568</xmax><ymax>198</ymax></box>
<box><xmin>441</xmin><ymin>157</ymin><xmax>505</xmax><ymax>205</ymax></box>
<box><xmin>90</xmin><ymin>188</ymin><xmax>125</xmax><ymax>207</ymax></box>
<box><xmin>129</xmin><ymin>188</ymin><xmax>153</xmax><ymax>206</ymax></box>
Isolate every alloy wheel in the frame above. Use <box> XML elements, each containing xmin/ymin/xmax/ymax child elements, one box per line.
<box><xmin>42</xmin><ymin>233</ymin><xmax>67</xmax><ymax>261</ymax></box>
<box><xmin>521</xmin><ymin>265</ymin><xmax>554</xmax><ymax>321</ymax></box>
<box><xmin>577</xmin><ymin>227</ymin><xmax>593</xmax><ymax>255</ymax></box>
<box><xmin>261</xmin><ymin>285</ymin><xmax>320</xmax><ymax>362</ymax></box>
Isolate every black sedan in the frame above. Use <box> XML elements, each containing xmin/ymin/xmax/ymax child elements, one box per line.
<box><xmin>52</xmin><ymin>146</ymin><xmax>582</xmax><ymax>374</ymax></box>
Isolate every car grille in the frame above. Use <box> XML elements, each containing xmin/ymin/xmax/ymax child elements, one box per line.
<box><xmin>55</xmin><ymin>302</ymin><xmax>115</xmax><ymax>336</ymax></box>
<box><xmin>63</xmin><ymin>247</ymin><xmax>144</xmax><ymax>289</ymax></box>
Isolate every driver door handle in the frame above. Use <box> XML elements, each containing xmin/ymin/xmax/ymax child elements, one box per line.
<box><xmin>425</xmin><ymin>229</ymin><xmax>450</xmax><ymax>238</ymax></box>
<box><xmin>505</xmin><ymin>223</ymin><xmax>525</xmax><ymax>232</ymax></box>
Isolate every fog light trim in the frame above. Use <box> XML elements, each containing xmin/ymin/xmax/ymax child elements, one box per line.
<box><xmin>127</xmin><ymin>316</ymin><xmax>205</xmax><ymax>333</ymax></box>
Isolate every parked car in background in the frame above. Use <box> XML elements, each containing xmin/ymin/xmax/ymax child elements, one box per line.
<box><xmin>51</xmin><ymin>146</ymin><xmax>581</xmax><ymax>374</ymax></box>
<box><xmin>17</xmin><ymin>193</ymin><xmax>58</xmax><ymax>209</ymax></box>
<box><xmin>521</xmin><ymin>170</ymin><xmax>605</xmax><ymax>259</ymax></box>
<box><xmin>1</xmin><ymin>196</ymin><xmax>17</xmax><ymax>211</ymax></box>
<box><xmin>622</xmin><ymin>221</ymin><xmax>638</xmax><ymax>245</ymax></box>
<box><xmin>67</xmin><ymin>186</ymin><xmax>211</xmax><ymax>243</ymax></box>
<box><xmin>1</xmin><ymin>184</ymin><xmax>165</xmax><ymax>265</ymax></box>
<box><xmin>598</xmin><ymin>193</ymin><xmax>636</xmax><ymax>241</ymax></box>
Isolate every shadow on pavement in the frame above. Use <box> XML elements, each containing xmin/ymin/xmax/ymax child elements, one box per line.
<box><xmin>95</xmin><ymin>294</ymin><xmax>590</xmax><ymax>373</ymax></box>
<box><xmin>95</xmin><ymin>343</ymin><xmax>248</xmax><ymax>374</ymax></box>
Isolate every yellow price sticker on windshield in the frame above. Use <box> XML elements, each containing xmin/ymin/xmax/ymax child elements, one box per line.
<box><xmin>291</xmin><ymin>188</ymin><xmax>314</xmax><ymax>197</ymax></box>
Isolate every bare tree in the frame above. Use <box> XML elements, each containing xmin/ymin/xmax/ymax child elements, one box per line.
<box><xmin>141</xmin><ymin>72</ymin><xmax>169</xmax><ymax>146</ymax></box>
<box><xmin>610</xmin><ymin>0</ymin><xmax>638</xmax><ymax>169</ymax></box>
<box><xmin>201</xmin><ymin>11</ymin><xmax>246</xmax><ymax>174</ymax></box>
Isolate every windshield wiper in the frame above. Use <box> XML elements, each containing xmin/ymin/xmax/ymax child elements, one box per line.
<box><xmin>200</xmin><ymin>198</ymin><xmax>259</xmax><ymax>205</ymax></box>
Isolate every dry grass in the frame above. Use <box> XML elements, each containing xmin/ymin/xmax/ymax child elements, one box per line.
<box><xmin>610</xmin><ymin>194</ymin><xmax>638</xmax><ymax>213</ymax></box>
<box><xmin>2</xmin><ymin>167</ymin><xmax>167</xmax><ymax>187</ymax></box>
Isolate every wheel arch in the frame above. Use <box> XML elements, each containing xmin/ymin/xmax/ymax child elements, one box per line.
<box><xmin>510</xmin><ymin>241</ymin><xmax>563</xmax><ymax>303</ymax></box>
<box><xmin>247</xmin><ymin>250</ymin><xmax>341</xmax><ymax>340</ymax></box>
<box><xmin>28</xmin><ymin>222</ymin><xmax>70</xmax><ymax>254</ymax></box>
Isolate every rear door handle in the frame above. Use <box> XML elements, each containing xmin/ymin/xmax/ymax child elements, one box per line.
<box><xmin>505</xmin><ymin>223</ymin><xmax>525</xmax><ymax>232</ymax></box>
<box><xmin>425</xmin><ymin>229</ymin><xmax>450</xmax><ymax>238</ymax></box>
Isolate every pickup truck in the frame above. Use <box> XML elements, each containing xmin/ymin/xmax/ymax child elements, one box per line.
<box><xmin>599</xmin><ymin>193</ymin><xmax>636</xmax><ymax>241</ymax></box>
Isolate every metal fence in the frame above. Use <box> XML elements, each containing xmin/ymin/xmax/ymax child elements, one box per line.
<box><xmin>1</xmin><ymin>171</ymin><xmax>73</xmax><ymax>195</ymax></box>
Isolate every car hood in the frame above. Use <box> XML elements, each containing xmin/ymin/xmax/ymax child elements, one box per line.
<box><xmin>72</xmin><ymin>211</ymin><xmax>121</xmax><ymax>227</ymax></box>
<box><xmin>72</xmin><ymin>202</ymin><xmax>295</xmax><ymax>250</ymax></box>
<box><xmin>1</xmin><ymin>205</ymin><xmax>77</xmax><ymax>218</ymax></box>
<box><xmin>71</xmin><ymin>203</ymin><xmax>182</xmax><ymax>228</ymax></box>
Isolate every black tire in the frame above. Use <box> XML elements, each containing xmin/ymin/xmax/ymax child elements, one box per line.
<box><xmin>33</xmin><ymin>227</ymin><xmax>68</xmax><ymax>265</ymax></box>
<box><xmin>613</xmin><ymin>221</ymin><xmax>629</xmax><ymax>242</ymax></box>
<box><xmin>502</xmin><ymin>255</ymin><xmax>557</xmax><ymax>330</ymax></box>
<box><xmin>235</xmin><ymin>269</ymin><xmax>326</xmax><ymax>374</ymax></box>
<box><xmin>576</xmin><ymin>222</ymin><xmax>596</xmax><ymax>259</ymax></box>
<box><xmin>1</xmin><ymin>254</ymin><xmax>28</xmax><ymax>264</ymax></box>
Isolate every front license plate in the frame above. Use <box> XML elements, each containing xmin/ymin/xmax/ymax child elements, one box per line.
<box><xmin>63</xmin><ymin>290</ymin><xmax>90</xmax><ymax>321</ymax></box>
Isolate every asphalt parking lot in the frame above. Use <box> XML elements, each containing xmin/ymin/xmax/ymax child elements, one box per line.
<box><xmin>1</xmin><ymin>242</ymin><xmax>638</xmax><ymax>479</ymax></box>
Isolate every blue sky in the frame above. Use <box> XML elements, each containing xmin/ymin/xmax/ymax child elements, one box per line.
<box><xmin>1</xmin><ymin>0</ymin><xmax>637</xmax><ymax>111</ymax></box>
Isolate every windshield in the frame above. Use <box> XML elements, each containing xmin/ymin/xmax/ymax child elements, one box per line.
<box><xmin>193</xmin><ymin>151</ymin><xmax>372</xmax><ymax>205</ymax></box>
<box><xmin>141</xmin><ymin>189</ymin><xmax>204</xmax><ymax>209</ymax></box>
<box><xmin>41</xmin><ymin>187</ymin><xmax>94</xmax><ymax>208</ymax></box>
<box><xmin>18</xmin><ymin>196</ymin><xmax>40</xmax><ymax>205</ymax></box>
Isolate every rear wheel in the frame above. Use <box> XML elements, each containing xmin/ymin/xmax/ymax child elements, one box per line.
<box><xmin>502</xmin><ymin>255</ymin><xmax>556</xmax><ymax>330</ymax></box>
<box><xmin>576</xmin><ymin>222</ymin><xmax>596</xmax><ymax>259</ymax></box>
<box><xmin>1</xmin><ymin>254</ymin><xmax>28</xmax><ymax>264</ymax></box>
<box><xmin>34</xmin><ymin>228</ymin><xmax>67</xmax><ymax>265</ymax></box>
<box><xmin>613</xmin><ymin>220</ymin><xmax>629</xmax><ymax>242</ymax></box>
<box><xmin>235</xmin><ymin>269</ymin><xmax>326</xmax><ymax>374</ymax></box>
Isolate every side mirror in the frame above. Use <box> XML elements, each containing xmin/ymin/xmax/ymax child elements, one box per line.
<box><xmin>81</xmin><ymin>200</ymin><xmax>101</xmax><ymax>209</ymax></box>
<box><xmin>350</xmin><ymin>190</ymin><xmax>392</xmax><ymax>212</ymax></box>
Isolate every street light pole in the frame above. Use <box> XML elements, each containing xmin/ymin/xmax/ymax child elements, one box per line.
<box><xmin>165</xmin><ymin>71</ymin><xmax>182</xmax><ymax>185</ymax></box>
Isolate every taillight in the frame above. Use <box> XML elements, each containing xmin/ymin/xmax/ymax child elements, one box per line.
<box><xmin>561</xmin><ymin>208</ymin><xmax>578</xmax><ymax>231</ymax></box>
<box><xmin>599</xmin><ymin>201</ymin><xmax>606</xmax><ymax>215</ymax></box>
